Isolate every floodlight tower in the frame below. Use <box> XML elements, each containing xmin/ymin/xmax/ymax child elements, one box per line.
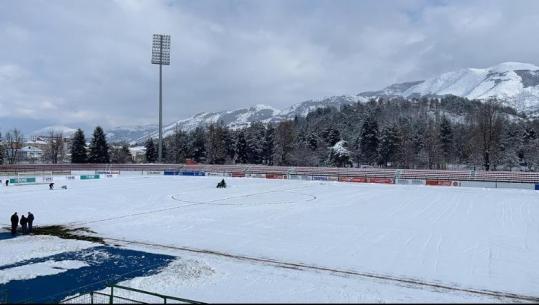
<box><xmin>151</xmin><ymin>34</ymin><xmax>171</xmax><ymax>163</ymax></box>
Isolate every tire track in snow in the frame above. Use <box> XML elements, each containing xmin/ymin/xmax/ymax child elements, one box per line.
<box><xmin>104</xmin><ymin>237</ymin><xmax>539</xmax><ymax>303</ymax></box>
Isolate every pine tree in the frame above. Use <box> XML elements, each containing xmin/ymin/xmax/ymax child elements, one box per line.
<box><xmin>438</xmin><ymin>116</ymin><xmax>453</xmax><ymax>167</ymax></box>
<box><xmin>222</xmin><ymin>126</ymin><xmax>235</xmax><ymax>162</ymax></box>
<box><xmin>235</xmin><ymin>131</ymin><xmax>248</xmax><ymax>164</ymax></box>
<box><xmin>245</xmin><ymin>122</ymin><xmax>265</xmax><ymax>164</ymax></box>
<box><xmin>522</xmin><ymin>127</ymin><xmax>539</xmax><ymax>170</ymax></box>
<box><xmin>325</xmin><ymin>128</ymin><xmax>341</xmax><ymax>146</ymax></box>
<box><xmin>307</xmin><ymin>133</ymin><xmax>318</xmax><ymax>151</ymax></box>
<box><xmin>111</xmin><ymin>143</ymin><xmax>133</xmax><ymax>163</ymax></box>
<box><xmin>206</xmin><ymin>123</ymin><xmax>227</xmax><ymax>164</ymax></box>
<box><xmin>71</xmin><ymin>129</ymin><xmax>88</xmax><ymax>163</ymax></box>
<box><xmin>327</xmin><ymin>140</ymin><xmax>352</xmax><ymax>167</ymax></box>
<box><xmin>496</xmin><ymin>123</ymin><xmax>521</xmax><ymax>170</ymax></box>
<box><xmin>273</xmin><ymin>121</ymin><xmax>295</xmax><ymax>165</ymax></box>
<box><xmin>377</xmin><ymin>124</ymin><xmax>401</xmax><ymax>167</ymax></box>
<box><xmin>145</xmin><ymin>138</ymin><xmax>157</xmax><ymax>163</ymax></box>
<box><xmin>190</xmin><ymin>127</ymin><xmax>207</xmax><ymax>163</ymax></box>
<box><xmin>262</xmin><ymin>125</ymin><xmax>275</xmax><ymax>165</ymax></box>
<box><xmin>88</xmin><ymin>127</ymin><xmax>110</xmax><ymax>163</ymax></box>
<box><xmin>359</xmin><ymin>114</ymin><xmax>379</xmax><ymax>165</ymax></box>
<box><xmin>166</xmin><ymin>126</ymin><xmax>190</xmax><ymax>163</ymax></box>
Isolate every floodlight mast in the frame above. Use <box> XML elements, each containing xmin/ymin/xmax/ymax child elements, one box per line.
<box><xmin>151</xmin><ymin>34</ymin><xmax>170</xmax><ymax>163</ymax></box>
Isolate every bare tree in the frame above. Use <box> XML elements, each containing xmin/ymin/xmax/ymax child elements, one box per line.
<box><xmin>471</xmin><ymin>99</ymin><xmax>505</xmax><ymax>171</ymax></box>
<box><xmin>5</xmin><ymin>129</ymin><xmax>23</xmax><ymax>164</ymax></box>
<box><xmin>44</xmin><ymin>130</ymin><xmax>64</xmax><ymax>164</ymax></box>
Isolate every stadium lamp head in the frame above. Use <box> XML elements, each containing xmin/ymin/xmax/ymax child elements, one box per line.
<box><xmin>151</xmin><ymin>34</ymin><xmax>171</xmax><ymax>65</ymax></box>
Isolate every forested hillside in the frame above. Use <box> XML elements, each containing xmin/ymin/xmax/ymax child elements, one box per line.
<box><xmin>152</xmin><ymin>95</ymin><xmax>539</xmax><ymax>171</ymax></box>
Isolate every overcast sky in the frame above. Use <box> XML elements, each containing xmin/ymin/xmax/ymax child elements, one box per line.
<box><xmin>1</xmin><ymin>0</ymin><xmax>539</xmax><ymax>133</ymax></box>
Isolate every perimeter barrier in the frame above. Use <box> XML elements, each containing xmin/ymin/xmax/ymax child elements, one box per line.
<box><xmin>1</xmin><ymin>164</ymin><xmax>539</xmax><ymax>191</ymax></box>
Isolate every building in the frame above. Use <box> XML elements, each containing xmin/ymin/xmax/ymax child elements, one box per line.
<box><xmin>130</xmin><ymin>146</ymin><xmax>146</xmax><ymax>163</ymax></box>
<box><xmin>19</xmin><ymin>146</ymin><xmax>43</xmax><ymax>163</ymax></box>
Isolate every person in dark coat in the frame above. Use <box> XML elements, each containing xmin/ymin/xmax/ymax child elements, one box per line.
<box><xmin>217</xmin><ymin>179</ymin><xmax>227</xmax><ymax>188</ymax></box>
<box><xmin>5</xmin><ymin>179</ymin><xmax>8</xmax><ymax>186</ymax></box>
<box><xmin>20</xmin><ymin>215</ymin><xmax>28</xmax><ymax>235</ymax></box>
<box><xmin>49</xmin><ymin>183</ymin><xmax>54</xmax><ymax>190</ymax></box>
<box><xmin>10</xmin><ymin>212</ymin><xmax>18</xmax><ymax>236</ymax></box>
<box><xmin>27</xmin><ymin>212</ymin><xmax>34</xmax><ymax>234</ymax></box>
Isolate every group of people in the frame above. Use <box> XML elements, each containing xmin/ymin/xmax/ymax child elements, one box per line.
<box><xmin>10</xmin><ymin>212</ymin><xmax>34</xmax><ymax>236</ymax></box>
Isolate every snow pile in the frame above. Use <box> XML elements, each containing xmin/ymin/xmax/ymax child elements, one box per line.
<box><xmin>0</xmin><ymin>235</ymin><xmax>95</xmax><ymax>266</ymax></box>
<box><xmin>0</xmin><ymin>260</ymin><xmax>88</xmax><ymax>284</ymax></box>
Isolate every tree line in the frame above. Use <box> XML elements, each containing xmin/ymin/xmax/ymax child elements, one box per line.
<box><xmin>141</xmin><ymin>95</ymin><xmax>539</xmax><ymax>171</ymax></box>
<box><xmin>1</xmin><ymin>95</ymin><xmax>538</xmax><ymax>171</ymax></box>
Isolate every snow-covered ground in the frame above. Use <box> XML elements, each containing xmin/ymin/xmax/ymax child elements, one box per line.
<box><xmin>1</xmin><ymin>176</ymin><xmax>538</xmax><ymax>302</ymax></box>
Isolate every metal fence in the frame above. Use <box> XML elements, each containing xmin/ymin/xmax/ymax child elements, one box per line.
<box><xmin>60</xmin><ymin>285</ymin><xmax>204</xmax><ymax>304</ymax></box>
<box><xmin>2</xmin><ymin>163</ymin><xmax>539</xmax><ymax>183</ymax></box>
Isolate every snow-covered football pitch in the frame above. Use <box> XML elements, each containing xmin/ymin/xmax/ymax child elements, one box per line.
<box><xmin>1</xmin><ymin>175</ymin><xmax>539</xmax><ymax>303</ymax></box>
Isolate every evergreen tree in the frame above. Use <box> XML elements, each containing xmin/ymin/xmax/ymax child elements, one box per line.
<box><xmin>71</xmin><ymin>128</ymin><xmax>88</xmax><ymax>163</ymax></box>
<box><xmin>88</xmin><ymin>126</ymin><xmax>110</xmax><ymax>163</ymax></box>
<box><xmin>206</xmin><ymin>123</ymin><xmax>227</xmax><ymax>164</ymax></box>
<box><xmin>111</xmin><ymin>143</ymin><xmax>133</xmax><ymax>163</ymax></box>
<box><xmin>307</xmin><ymin>132</ymin><xmax>318</xmax><ymax>151</ymax></box>
<box><xmin>522</xmin><ymin>127</ymin><xmax>539</xmax><ymax>170</ymax></box>
<box><xmin>245</xmin><ymin>122</ymin><xmax>265</xmax><ymax>164</ymax></box>
<box><xmin>235</xmin><ymin>131</ymin><xmax>248</xmax><ymax>164</ymax></box>
<box><xmin>144</xmin><ymin>138</ymin><xmax>157</xmax><ymax>163</ymax></box>
<box><xmin>497</xmin><ymin>123</ymin><xmax>521</xmax><ymax>170</ymax></box>
<box><xmin>273</xmin><ymin>121</ymin><xmax>295</xmax><ymax>165</ymax></box>
<box><xmin>223</xmin><ymin>127</ymin><xmax>236</xmax><ymax>162</ymax></box>
<box><xmin>327</xmin><ymin>140</ymin><xmax>352</xmax><ymax>167</ymax></box>
<box><xmin>122</xmin><ymin>144</ymin><xmax>133</xmax><ymax>163</ymax></box>
<box><xmin>324</xmin><ymin>128</ymin><xmax>341</xmax><ymax>146</ymax></box>
<box><xmin>190</xmin><ymin>127</ymin><xmax>207</xmax><ymax>163</ymax></box>
<box><xmin>377</xmin><ymin>124</ymin><xmax>401</xmax><ymax>167</ymax></box>
<box><xmin>438</xmin><ymin>116</ymin><xmax>454</xmax><ymax>167</ymax></box>
<box><xmin>167</xmin><ymin>126</ymin><xmax>190</xmax><ymax>163</ymax></box>
<box><xmin>262</xmin><ymin>125</ymin><xmax>275</xmax><ymax>165</ymax></box>
<box><xmin>359</xmin><ymin>114</ymin><xmax>379</xmax><ymax>165</ymax></box>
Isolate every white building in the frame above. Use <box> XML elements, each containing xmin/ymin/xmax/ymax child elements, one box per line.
<box><xmin>20</xmin><ymin>146</ymin><xmax>43</xmax><ymax>163</ymax></box>
<box><xmin>129</xmin><ymin>146</ymin><xmax>146</xmax><ymax>163</ymax></box>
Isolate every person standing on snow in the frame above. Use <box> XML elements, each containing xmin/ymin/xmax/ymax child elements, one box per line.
<box><xmin>20</xmin><ymin>215</ymin><xmax>28</xmax><ymax>235</ymax></box>
<box><xmin>10</xmin><ymin>212</ymin><xmax>18</xmax><ymax>236</ymax></box>
<box><xmin>27</xmin><ymin>212</ymin><xmax>34</xmax><ymax>234</ymax></box>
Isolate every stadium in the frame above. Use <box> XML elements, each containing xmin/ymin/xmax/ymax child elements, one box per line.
<box><xmin>1</xmin><ymin>164</ymin><xmax>538</xmax><ymax>303</ymax></box>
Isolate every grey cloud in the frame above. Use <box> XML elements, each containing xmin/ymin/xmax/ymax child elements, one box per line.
<box><xmin>1</xmin><ymin>0</ymin><xmax>539</xmax><ymax>131</ymax></box>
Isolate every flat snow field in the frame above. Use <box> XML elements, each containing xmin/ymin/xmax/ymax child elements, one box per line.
<box><xmin>1</xmin><ymin>176</ymin><xmax>539</xmax><ymax>302</ymax></box>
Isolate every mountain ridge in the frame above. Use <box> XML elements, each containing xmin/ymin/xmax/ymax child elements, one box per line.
<box><xmin>31</xmin><ymin>61</ymin><xmax>539</xmax><ymax>144</ymax></box>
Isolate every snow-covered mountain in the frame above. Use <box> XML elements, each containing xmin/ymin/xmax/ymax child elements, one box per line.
<box><xmin>361</xmin><ymin>62</ymin><xmax>539</xmax><ymax>114</ymax></box>
<box><xmin>33</xmin><ymin>62</ymin><xmax>539</xmax><ymax>144</ymax></box>
<box><xmin>133</xmin><ymin>96</ymin><xmax>367</xmax><ymax>143</ymax></box>
<box><xmin>30</xmin><ymin>125</ymin><xmax>77</xmax><ymax>137</ymax></box>
<box><xmin>127</xmin><ymin>62</ymin><xmax>539</xmax><ymax>143</ymax></box>
<box><xmin>106</xmin><ymin>125</ymin><xmax>158</xmax><ymax>144</ymax></box>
